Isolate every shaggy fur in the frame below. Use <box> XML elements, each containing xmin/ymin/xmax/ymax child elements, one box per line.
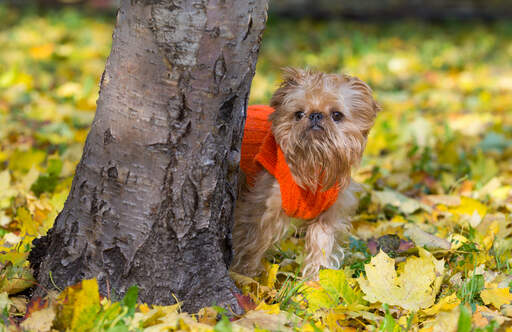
<box><xmin>231</xmin><ymin>68</ymin><xmax>380</xmax><ymax>278</ymax></box>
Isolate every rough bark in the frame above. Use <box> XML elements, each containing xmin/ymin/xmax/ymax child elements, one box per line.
<box><xmin>29</xmin><ymin>0</ymin><xmax>268</xmax><ymax>312</ymax></box>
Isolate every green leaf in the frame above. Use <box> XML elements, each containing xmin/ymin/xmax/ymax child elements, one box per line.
<box><xmin>121</xmin><ymin>285</ymin><xmax>139</xmax><ymax>317</ymax></box>
<box><xmin>379</xmin><ymin>304</ymin><xmax>401</xmax><ymax>332</ymax></box>
<box><xmin>214</xmin><ymin>314</ymin><xmax>232</xmax><ymax>332</ymax></box>
<box><xmin>47</xmin><ymin>158</ymin><xmax>63</xmax><ymax>176</ymax></box>
<box><xmin>457</xmin><ymin>305</ymin><xmax>472</xmax><ymax>332</ymax></box>
<box><xmin>31</xmin><ymin>174</ymin><xmax>59</xmax><ymax>196</ymax></box>
<box><xmin>0</xmin><ymin>263</ymin><xmax>35</xmax><ymax>294</ymax></box>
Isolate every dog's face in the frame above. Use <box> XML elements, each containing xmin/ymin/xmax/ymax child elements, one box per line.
<box><xmin>269</xmin><ymin>68</ymin><xmax>380</xmax><ymax>191</ymax></box>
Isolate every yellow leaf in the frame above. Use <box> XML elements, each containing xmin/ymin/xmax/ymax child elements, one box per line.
<box><xmin>19</xmin><ymin>167</ymin><xmax>40</xmax><ymax>192</ymax></box>
<box><xmin>324</xmin><ymin>311</ymin><xmax>348</xmax><ymax>331</ymax></box>
<box><xmin>131</xmin><ymin>310</ymin><xmax>212</xmax><ymax>331</ymax></box>
<box><xmin>481</xmin><ymin>221</ymin><xmax>499</xmax><ymax>250</ymax></box>
<box><xmin>357</xmin><ymin>249</ymin><xmax>444</xmax><ymax>311</ymax></box>
<box><xmin>263</xmin><ymin>262</ymin><xmax>279</xmax><ymax>288</ymax></box>
<box><xmin>447</xmin><ymin>234</ymin><xmax>468</xmax><ymax>250</ymax></box>
<box><xmin>481</xmin><ymin>286</ymin><xmax>512</xmax><ymax>309</ymax></box>
<box><xmin>139</xmin><ymin>303</ymin><xmax>151</xmax><ymax>313</ymax></box>
<box><xmin>422</xmin><ymin>307</ymin><xmax>460</xmax><ymax>332</ymax></box>
<box><xmin>302</xmin><ymin>284</ymin><xmax>337</xmax><ymax>313</ymax></box>
<box><xmin>440</xmin><ymin>197</ymin><xmax>487</xmax><ymax>227</ymax></box>
<box><xmin>230</xmin><ymin>271</ymin><xmax>272</xmax><ymax>302</ymax></box>
<box><xmin>17</xmin><ymin>207</ymin><xmax>39</xmax><ymax>236</ymax></box>
<box><xmin>0</xmin><ymin>249</ymin><xmax>29</xmax><ymax>266</ymax></box>
<box><xmin>55</xmin><ymin>278</ymin><xmax>100</xmax><ymax>332</ymax></box>
<box><xmin>29</xmin><ymin>43</ymin><xmax>54</xmax><ymax>60</ymax></box>
<box><xmin>74</xmin><ymin>128</ymin><xmax>89</xmax><ymax>143</ymax></box>
<box><xmin>422</xmin><ymin>293</ymin><xmax>460</xmax><ymax>316</ymax></box>
<box><xmin>0</xmin><ymin>170</ymin><xmax>17</xmax><ymax>209</ymax></box>
<box><xmin>56</xmin><ymin>82</ymin><xmax>82</xmax><ymax>98</ymax></box>
<box><xmin>317</xmin><ymin>269</ymin><xmax>367</xmax><ymax>309</ymax></box>
<box><xmin>255</xmin><ymin>302</ymin><xmax>280</xmax><ymax>314</ymax></box>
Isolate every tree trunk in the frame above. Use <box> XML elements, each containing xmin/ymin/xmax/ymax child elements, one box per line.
<box><xmin>29</xmin><ymin>0</ymin><xmax>268</xmax><ymax>312</ymax></box>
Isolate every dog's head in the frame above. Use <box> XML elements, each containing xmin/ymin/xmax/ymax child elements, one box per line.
<box><xmin>269</xmin><ymin>67</ymin><xmax>380</xmax><ymax>191</ymax></box>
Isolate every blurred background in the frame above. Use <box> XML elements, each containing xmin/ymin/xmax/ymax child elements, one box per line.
<box><xmin>1</xmin><ymin>0</ymin><xmax>512</xmax><ymax>226</ymax></box>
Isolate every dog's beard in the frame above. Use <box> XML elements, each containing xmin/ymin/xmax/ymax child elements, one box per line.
<box><xmin>283</xmin><ymin>125</ymin><xmax>365</xmax><ymax>192</ymax></box>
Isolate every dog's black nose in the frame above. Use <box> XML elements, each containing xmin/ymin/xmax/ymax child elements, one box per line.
<box><xmin>309</xmin><ymin>112</ymin><xmax>323</xmax><ymax>122</ymax></box>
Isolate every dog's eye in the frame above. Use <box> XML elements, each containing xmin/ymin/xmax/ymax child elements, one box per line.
<box><xmin>294</xmin><ymin>111</ymin><xmax>305</xmax><ymax>121</ymax></box>
<box><xmin>331</xmin><ymin>111</ymin><xmax>344</xmax><ymax>122</ymax></box>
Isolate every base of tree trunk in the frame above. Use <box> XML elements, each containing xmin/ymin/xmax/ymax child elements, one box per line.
<box><xmin>28</xmin><ymin>0</ymin><xmax>268</xmax><ymax>313</ymax></box>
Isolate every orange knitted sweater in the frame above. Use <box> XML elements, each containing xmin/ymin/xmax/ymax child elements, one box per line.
<box><xmin>240</xmin><ymin>105</ymin><xmax>340</xmax><ymax>220</ymax></box>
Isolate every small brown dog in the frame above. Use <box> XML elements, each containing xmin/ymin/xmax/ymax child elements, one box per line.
<box><xmin>231</xmin><ymin>68</ymin><xmax>379</xmax><ymax>278</ymax></box>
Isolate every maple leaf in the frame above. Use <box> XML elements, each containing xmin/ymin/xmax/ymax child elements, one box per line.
<box><xmin>357</xmin><ymin>249</ymin><xmax>444</xmax><ymax>311</ymax></box>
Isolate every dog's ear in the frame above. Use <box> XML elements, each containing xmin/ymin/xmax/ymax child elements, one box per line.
<box><xmin>340</xmin><ymin>75</ymin><xmax>380</xmax><ymax>137</ymax></box>
<box><xmin>345</xmin><ymin>75</ymin><xmax>381</xmax><ymax>115</ymax></box>
<box><xmin>270</xmin><ymin>67</ymin><xmax>306</xmax><ymax>109</ymax></box>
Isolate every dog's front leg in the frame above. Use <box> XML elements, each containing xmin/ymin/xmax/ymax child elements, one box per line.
<box><xmin>303</xmin><ymin>215</ymin><xmax>338</xmax><ymax>278</ymax></box>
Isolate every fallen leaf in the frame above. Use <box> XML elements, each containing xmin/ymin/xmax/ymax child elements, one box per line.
<box><xmin>422</xmin><ymin>293</ymin><xmax>460</xmax><ymax>316</ymax></box>
<box><xmin>422</xmin><ymin>307</ymin><xmax>460</xmax><ymax>332</ymax></box>
<box><xmin>235</xmin><ymin>309</ymin><xmax>298</xmax><ymax>331</ymax></box>
<box><xmin>0</xmin><ymin>292</ymin><xmax>11</xmax><ymax>313</ymax></box>
<box><xmin>439</xmin><ymin>196</ymin><xmax>487</xmax><ymax>227</ymax></box>
<box><xmin>254</xmin><ymin>302</ymin><xmax>280</xmax><ymax>314</ymax></box>
<box><xmin>301</xmin><ymin>269</ymin><xmax>366</xmax><ymax>313</ymax></box>
<box><xmin>480</xmin><ymin>285</ymin><xmax>512</xmax><ymax>309</ymax></box>
<box><xmin>54</xmin><ymin>278</ymin><xmax>101</xmax><ymax>332</ymax></box>
<box><xmin>21</xmin><ymin>306</ymin><xmax>56</xmax><ymax>332</ymax></box>
<box><xmin>404</xmin><ymin>224</ymin><xmax>451</xmax><ymax>250</ymax></box>
<box><xmin>131</xmin><ymin>309</ymin><xmax>212</xmax><ymax>332</ymax></box>
<box><xmin>234</xmin><ymin>293</ymin><xmax>256</xmax><ymax>312</ymax></box>
<box><xmin>262</xmin><ymin>262</ymin><xmax>279</xmax><ymax>288</ymax></box>
<box><xmin>472</xmin><ymin>305</ymin><xmax>510</xmax><ymax>326</ymax></box>
<box><xmin>0</xmin><ymin>263</ymin><xmax>36</xmax><ymax>294</ymax></box>
<box><xmin>447</xmin><ymin>234</ymin><xmax>468</xmax><ymax>250</ymax></box>
<box><xmin>29</xmin><ymin>44</ymin><xmax>54</xmax><ymax>60</ymax></box>
<box><xmin>423</xmin><ymin>195</ymin><xmax>461</xmax><ymax>207</ymax></box>
<box><xmin>372</xmin><ymin>189</ymin><xmax>429</xmax><ymax>214</ymax></box>
<box><xmin>357</xmin><ymin>249</ymin><xmax>444</xmax><ymax>311</ymax></box>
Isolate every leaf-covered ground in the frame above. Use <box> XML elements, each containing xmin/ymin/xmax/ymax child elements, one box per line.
<box><xmin>1</xmin><ymin>5</ymin><xmax>512</xmax><ymax>331</ymax></box>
